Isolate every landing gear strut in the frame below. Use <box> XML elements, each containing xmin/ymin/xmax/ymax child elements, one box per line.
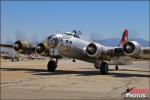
<box><xmin>47</xmin><ymin>59</ymin><xmax>58</xmax><ymax>72</ymax></box>
<box><xmin>100</xmin><ymin>62</ymin><xmax>109</xmax><ymax>75</ymax></box>
<box><xmin>72</xmin><ymin>59</ymin><xmax>76</xmax><ymax>62</ymax></box>
<box><xmin>115</xmin><ymin>65</ymin><xmax>119</xmax><ymax>70</ymax></box>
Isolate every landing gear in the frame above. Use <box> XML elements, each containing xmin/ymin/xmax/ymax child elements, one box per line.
<box><xmin>17</xmin><ymin>58</ymin><xmax>19</xmax><ymax>61</ymax></box>
<box><xmin>115</xmin><ymin>65</ymin><xmax>119</xmax><ymax>70</ymax></box>
<box><xmin>94</xmin><ymin>61</ymin><xmax>100</xmax><ymax>69</ymax></box>
<box><xmin>94</xmin><ymin>65</ymin><xmax>99</xmax><ymax>69</ymax></box>
<box><xmin>47</xmin><ymin>59</ymin><xmax>58</xmax><ymax>72</ymax></box>
<box><xmin>100</xmin><ymin>62</ymin><xmax>109</xmax><ymax>75</ymax></box>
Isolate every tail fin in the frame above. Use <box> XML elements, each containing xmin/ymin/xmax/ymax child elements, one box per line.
<box><xmin>118</xmin><ymin>29</ymin><xmax>128</xmax><ymax>47</ymax></box>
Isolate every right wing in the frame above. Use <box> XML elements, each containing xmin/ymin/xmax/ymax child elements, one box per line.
<box><xmin>0</xmin><ymin>44</ymin><xmax>13</xmax><ymax>48</ymax></box>
<box><xmin>0</xmin><ymin>40</ymin><xmax>57</xmax><ymax>58</ymax></box>
<box><xmin>0</xmin><ymin>40</ymin><xmax>35</xmax><ymax>54</ymax></box>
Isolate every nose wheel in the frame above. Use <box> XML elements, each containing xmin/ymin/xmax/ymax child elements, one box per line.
<box><xmin>47</xmin><ymin>59</ymin><xmax>58</xmax><ymax>72</ymax></box>
<box><xmin>100</xmin><ymin>62</ymin><xmax>109</xmax><ymax>75</ymax></box>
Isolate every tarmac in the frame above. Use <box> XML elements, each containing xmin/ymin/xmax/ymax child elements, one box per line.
<box><xmin>1</xmin><ymin>59</ymin><xmax>150</xmax><ymax>99</ymax></box>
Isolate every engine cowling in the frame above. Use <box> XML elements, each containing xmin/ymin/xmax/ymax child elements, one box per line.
<box><xmin>35</xmin><ymin>42</ymin><xmax>50</xmax><ymax>56</ymax></box>
<box><xmin>13</xmin><ymin>40</ymin><xmax>33</xmax><ymax>53</ymax></box>
<box><xmin>86</xmin><ymin>43</ymin><xmax>103</xmax><ymax>58</ymax></box>
<box><xmin>123</xmin><ymin>41</ymin><xmax>142</xmax><ymax>57</ymax></box>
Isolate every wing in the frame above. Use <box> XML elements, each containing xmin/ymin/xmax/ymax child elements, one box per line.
<box><xmin>0</xmin><ymin>44</ymin><xmax>13</xmax><ymax>48</ymax></box>
<box><xmin>0</xmin><ymin>40</ymin><xmax>36</xmax><ymax>54</ymax></box>
<box><xmin>85</xmin><ymin>29</ymin><xmax>150</xmax><ymax>61</ymax></box>
<box><xmin>132</xmin><ymin>47</ymin><xmax>150</xmax><ymax>60</ymax></box>
<box><xmin>0</xmin><ymin>40</ymin><xmax>60</xmax><ymax>58</ymax></box>
<box><xmin>111</xmin><ymin>29</ymin><xmax>150</xmax><ymax>60</ymax></box>
<box><xmin>108</xmin><ymin>46</ymin><xmax>150</xmax><ymax>60</ymax></box>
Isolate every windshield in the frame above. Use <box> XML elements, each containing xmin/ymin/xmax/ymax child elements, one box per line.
<box><xmin>64</xmin><ymin>32</ymin><xmax>74</xmax><ymax>36</ymax></box>
<box><xmin>64</xmin><ymin>32</ymin><xmax>80</xmax><ymax>38</ymax></box>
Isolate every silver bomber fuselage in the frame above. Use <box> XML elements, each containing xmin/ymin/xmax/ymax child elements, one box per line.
<box><xmin>48</xmin><ymin>33</ymin><xmax>98</xmax><ymax>63</ymax></box>
<box><xmin>46</xmin><ymin>33</ymin><xmax>150</xmax><ymax>63</ymax></box>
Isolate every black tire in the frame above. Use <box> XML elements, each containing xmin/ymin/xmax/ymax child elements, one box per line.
<box><xmin>100</xmin><ymin>62</ymin><xmax>109</xmax><ymax>75</ymax></box>
<box><xmin>17</xmin><ymin>58</ymin><xmax>19</xmax><ymax>61</ymax></box>
<box><xmin>47</xmin><ymin>60</ymin><xmax>57</xmax><ymax>72</ymax></box>
<box><xmin>115</xmin><ymin>65</ymin><xmax>119</xmax><ymax>70</ymax></box>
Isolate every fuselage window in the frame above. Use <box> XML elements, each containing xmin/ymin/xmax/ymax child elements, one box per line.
<box><xmin>66</xmin><ymin>40</ymin><xmax>68</xmax><ymax>43</ymax></box>
<box><xmin>61</xmin><ymin>38</ymin><xmax>63</xmax><ymax>42</ymax></box>
<box><xmin>70</xmin><ymin>41</ymin><xmax>72</xmax><ymax>44</ymax></box>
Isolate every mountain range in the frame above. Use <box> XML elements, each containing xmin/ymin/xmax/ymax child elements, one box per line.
<box><xmin>93</xmin><ymin>38</ymin><xmax>149</xmax><ymax>47</ymax></box>
<box><xmin>3</xmin><ymin>38</ymin><xmax>149</xmax><ymax>47</ymax></box>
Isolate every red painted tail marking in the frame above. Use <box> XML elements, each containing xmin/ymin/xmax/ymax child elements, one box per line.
<box><xmin>120</xmin><ymin>29</ymin><xmax>128</xmax><ymax>46</ymax></box>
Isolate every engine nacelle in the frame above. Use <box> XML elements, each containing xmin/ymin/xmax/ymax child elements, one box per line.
<box><xmin>13</xmin><ymin>40</ymin><xmax>33</xmax><ymax>53</ymax></box>
<box><xmin>35</xmin><ymin>42</ymin><xmax>50</xmax><ymax>56</ymax></box>
<box><xmin>123</xmin><ymin>41</ymin><xmax>142</xmax><ymax>57</ymax></box>
<box><xmin>86</xmin><ymin>43</ymin><xmax>103</xmax><ymax>58</ymax></box>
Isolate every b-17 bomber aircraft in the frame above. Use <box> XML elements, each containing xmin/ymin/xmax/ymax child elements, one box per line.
<box><xmin>1</xmin><ymin>29</ymin><xmax>150</xmax><ymax>74</ymax></box>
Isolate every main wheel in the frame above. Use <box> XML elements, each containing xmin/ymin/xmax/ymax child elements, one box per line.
<box><xmin>47</xmin><ymin>60</ymin><xmax>57</xmax><ymax>72</ymax></box>
<box><xmin>115</xmin><ymin>65</ymin><xmax>119</xmax><ymax>70</ymax></box>
<box><xmin>17</xmin><ymin>58</ymin><xmax>19</xmax><ymax>61</ymax></box>
<box><xmin>100</xmin><ymin>62</ymin><xmax>109</xmax><ymax>75</ymax></box>
<box><xmin>94</xmin><ymin>62</ymin><xmax>100</xmax><ymax>69</ymax></box>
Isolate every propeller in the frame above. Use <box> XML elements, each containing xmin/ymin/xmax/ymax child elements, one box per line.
<box><xmin>86</xmin><ymin>43</ymin><xmax>97</xmax><ymax>55</ymax></box>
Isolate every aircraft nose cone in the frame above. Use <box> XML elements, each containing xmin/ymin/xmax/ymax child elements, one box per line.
<box><xmin>126</xmin><ymin>45</ymin><xmax>131</xmax><ymax>50</ymax></box>
<box><xmin>47</xmin><ymin>35</ymin><xmax>58</xmax><ymax>48</ymax></box>
<box><xmin>87</xmin><ymin>47</ymin><xmax>94</xmax><ymax>52</ymax></box>
<box><xmin>123</xmin><ymin>42</ymin><xmax>135</xmax><ymax>54</ymax></box>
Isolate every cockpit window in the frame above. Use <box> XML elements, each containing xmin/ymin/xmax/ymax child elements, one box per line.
<box><xmin>64</xmin><ymin>32</ymin><xmax>80</xmax><ymax>38</ymax></box>
<box><xmin>65</xmin><ymin>32</ymin><xmax>74</xmax><ymax>36</ymax></box>
<box><xmin>74</xmin><ymin>34</ymin><xmax>80</xmax><ymax>38</ymax></box>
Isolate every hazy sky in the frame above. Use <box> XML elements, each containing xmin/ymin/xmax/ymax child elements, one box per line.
<box><xmin>1</xmin><ymin>1</ymin><xmax>149</xmax><ymax>43</ymax></box>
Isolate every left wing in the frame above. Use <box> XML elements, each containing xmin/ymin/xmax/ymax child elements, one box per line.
<box><xmin>109</xmin><ymin>29</ymin><xmax>150</xmax><ymax>60</ymax></box>
<box><xmin>110</xmin><ymin>46</ymin><xmax>150</xmax><ymax>60</ymax></box>
<box><xmin>106</xmin><ymin>29</ymin><xmax>150</xmax><ymax>60</ymax></box>
<box><xmin>85</xmin><ymin>29</ymin><xmax>150</xmax><ymax>61</ymax></box>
